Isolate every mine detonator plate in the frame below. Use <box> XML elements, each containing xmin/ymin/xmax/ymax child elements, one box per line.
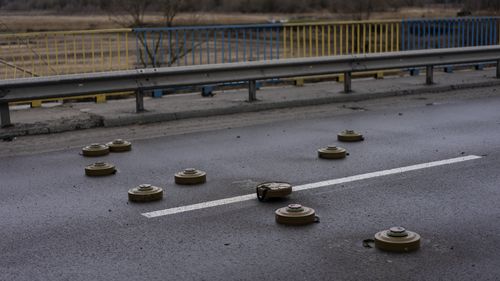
<box><xmin>256</xmin><ymin>182</ymin><xmax>293</xmax><ymax>201</ymax></box>
<box><xmin>82</xmin><ymin>143</ymin><xmax>110</xmax><ymax>157</ymax></box>
<box><xmin>174</xmin><ymin>168</ymin><xmax>207</xmax><ymax>185</ymax></box>
<box><xmin>107</xmin><ymin>139</ymin><xmax>132</xmax><ymax>152</ymax></box>
<box><xmin>128</xmin><ymin>184</ymin><xmax>164</xmax><ymax>202</ymax></box>
<box><xmin>337</xmin><ymin>130</ymin><xmax>364</xmax><ymax>142</ymax></box>
<box><xmin>275</xmin><ymin>204</ymin><xmax>318</xmax><ymax>225</ymax></box>
<box><xmin>318</xmin><ymin>146</ymin><xmax>347</xmax><ymax>159</ymax></box>
<box><xmin>85</xmin><ymin>162</ymin><xmax>116</xmax><ymax>177</ymax></box>
<box><xmin>374</xmin><ymin>226</ymin><xmax>421</xmax><ymax>253</ymax></box>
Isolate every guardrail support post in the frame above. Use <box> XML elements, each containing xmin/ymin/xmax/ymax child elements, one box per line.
<box><xmin>497</xmin><ymin>60</ymin><xmax>500</xmax><ymax>79</ymax></box>
<box><xmin>248</xmin><ymin>80</ymin><xmax>257</xmax><ymax>102</ymax></box>
<box><xmin>344</xmin><ymin>72</ymin><xmax>352</xmax><ymax>93</ymax></box>
<box><xmin>136</xmin><ymin>90</ymin><xmax>145</xmax><ymax>112</ymax></box>
<box><xmin>0</xmin><ymin>103</ymin><xmax>11</xmax><ymax>128</ymax></box>
<box><xmin>426</xmin><ymin>65</ymin><xmax>434</xmax><ymax>85</ymax></box>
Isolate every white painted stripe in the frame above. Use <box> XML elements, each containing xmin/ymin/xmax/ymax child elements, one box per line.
<box><xmin>142</xmin><ymin>155</ymin><xmax>482</xmax><ymax>218</ymax></box>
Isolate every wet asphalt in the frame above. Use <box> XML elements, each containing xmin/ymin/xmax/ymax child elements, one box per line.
<box><xmin>1</xmin><ymin>94</ymin><xmax>500</xmax><ymax>280</ymax></box>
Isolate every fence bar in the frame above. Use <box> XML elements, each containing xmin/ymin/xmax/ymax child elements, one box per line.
<box><xmin>426</xmin><ymin>65</ymin><xmax>434</xmax><ymax>85</ymax></box>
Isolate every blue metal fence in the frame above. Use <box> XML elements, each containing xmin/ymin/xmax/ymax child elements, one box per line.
<box><xmin>402</xmin><ymin>17</ymin><xmax>499</xmax><ymax>51</ymax></box>
<box><xmin>133</xmin><ymin>24</ymin><xmax>282</xmax><ymax>68</ymax></box>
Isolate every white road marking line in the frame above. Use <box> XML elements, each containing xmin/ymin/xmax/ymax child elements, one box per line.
<box><xmin>142</xmin><ymin>155</ymin><xmax>482</xmax><ymax>218</ymax></box>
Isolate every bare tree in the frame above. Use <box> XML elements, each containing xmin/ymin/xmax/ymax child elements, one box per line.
<box><xmin>101</xmin><ymin>0</ymin><xmax>153</xmax><ymax>27</ymax></box>
<box><xmin>103</xmin><ymin>0</ymin><xmax>189</xmax><ymax>68</ymax></box>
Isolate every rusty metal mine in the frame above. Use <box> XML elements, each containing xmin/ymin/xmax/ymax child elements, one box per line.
<box><xmin>107</xmin><ymin>139</ymin><xmax>132</xmax><ymax>152</ymax></box>
<box><xmin>337</xmin><ymin>130</ymin><xmax>364</xmax><ymax>142</ymax></box>
<box><xmin>85</xmin><ymin>162</ymin><xmax>116</xmax><ymax>177</ymax></box>
<box><xmin>174</xmin><ymin>168</ymin><xmax>207</xmax><ymax>185</ymax></box>
<box><xmin>275</xmin><ymin>204</ymin><xmax>319</xmax><ymax>225</ymax></box>
<box><xmin>256</xmin><ymin>182</ymin><xmax>293</xmax><ymax>201</ymax></box>
<box><xmin>318</xmin><ymin>145</ymin><xmax>347</xmax><ymax>159</ymax></box>
<box><xmin>374</xmin><ymin>226</ymin><xmax>421</xmax><ymax>253</ymax></box>
<box><xmin>82</xmin><ymin>143</ymin><xmax>110</xmax><ymax>157</ymax></box>
<box><xmin>128</xmin><ymin>184</ymin><xmax>164</xmax><ymax>202</ymax></box>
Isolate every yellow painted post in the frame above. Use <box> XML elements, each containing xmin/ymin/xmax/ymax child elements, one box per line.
<box><xmin>283</xmin><ymin>27</ymin><xmax>287</xmax><ymax>59</ymax></box>
<box><xmin>368</xmin><ymin>24</ymin><xmax>372</xmax><ymax>53</ymax></box>
<box><xmin>391</xmin><ymin>23</ymin><xmax>394</xmax><ymax>52</ymax></box>
<box><xmin>302</xmin><ymin>26</ymin><xmax>306</xmax><ymax>57</ymax></box>
<box><xmin>35</xmin><ymin>37</ymin><xmax>40</xmax><ymax>76</ymax></box>
<box><xmin>29</xmin><ymin>40</ymin><xmax>35</xmax><ymax>77</ymax></box>
<box><xmin>396</xmin><ymin>23</ymin><xmax>400</xmax><ymax>51</ymax></box>
<box><xmin>374</xmin><ymin>24</ymin><xmax>378</xmax><ymax>53</ymax></box>
<box><xmin>315</xmin><ymin>25</ymin><xmax>319</xmax><ymax>57</ymax></box>
<box><xmin>334</xmin><ymin>25</ymin><xmax>337</xmax><ymax>55</ymax></box>
<box><xmin>125</xmin><ymin>32</ymin><xmax>130</xmax><ymax>69</ymax></box>
<box><xmin>73</xmin><ymin>35</ymin><xmax>77</xmax><ymax>72</ymax></box>
<box><xmin>108</xmin><ymin>37</ymin><xmax>112</xmax><ymax>70</ymax></box>
<box><xmin>19</xmin><ymin>39</ymin><xmax>26</xmax><ymax>78</ymax></box>
<box><xmin>380</xmin><ymin>24</ymin><xmax>387</xmax><ymax>52</ymax></box>
<box><xmin>12</xmin><ymin>41</ymin><xmax>17</xmax><ymax>79</ymax></box>
<box><xmin>357</xmin><ymin>24</ymin><xmax>360</xmax><ymax>54</ymax></box>
<box><xmin>45</xmin><ymin>34</ymin><xmax>51</xmax><ymax>75</ymax></box>
<box><xmin>95</xmin><ymin>94</ymin><xmax>106</xmax><ymax>103</ymax></box>
<box><xmin>54</xmin><ymin>35</ymin><xmax>59</xmax><ymax>73</ymax></box>
<box><xmin>64</xmin><ymin>34</ymin><xmax>68</xmax><ymax>74</ymax></box>
<box><xmin>385</xmin><ymin>24</ymin><xmax>388</xmax><ymax>52</ymax></box>
<box><xmin>309</xmin><ymin>26</ymin><xmax>313</xmax><ymax>57</ymax></box>
<box><xmin>340</xmin><ymin>25</ymin><xmax>343</xmax><ymax>55</ymax></box>
<box><xmin>101</xmin><ymin>37</ymin><xmax>105</xmax><ymax>71</ymax></box>
<box><xmin>327</xmin><ymin>25</ymin><xmax>331</xmax><ymax>55</ymax></box>
<box><xmin>81</xmin><ymin>35</ymin><xmax>86</xmax><ymax>73</ymax></box>
<box><xmin>345</xmin><ymin>25</ymin><xmax>349</xmax><ymax>54</ymax></box>
<box><xmin>117</xmin><ymin>33</ymin><xmax>121</xmax><ymax>70</ymax></box>
<box><xmin>290</xmin><ymin>26</ymin><xmax>294</xmax><ymax>57</ymax></box>
<box><xmin>321</xmin><ymin>25</ymin><xmax>325</xmax><ymax>56</ymax></box>
<box><xmin>296</xmin><ymin>26</ymin><xmax>300</xmax><ymax>57</ymax></box>
<box><xmin>351</xmin><ymin>24</ymin><xmax>354</xmax><ymax>54</ymax></box>
<box><xmin>363</xmin><ymin>24</ymin><xmax>366</xmax><ymax>54</ymax></box>
<box><xmin>91</xmin><ymin>34</ymin><xmax>95</xmax><ymax>73</ymax></box>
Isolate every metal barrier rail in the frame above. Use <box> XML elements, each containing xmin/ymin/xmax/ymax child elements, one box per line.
<box><xmin>1</xmin><ymin>46</ymin><xmax>499</xmax><ymax>127</ymax></box>
<box><xmin>0</xmin><ymin>29</ymin><xmax>133</xmax><ymax>80</ymax></box>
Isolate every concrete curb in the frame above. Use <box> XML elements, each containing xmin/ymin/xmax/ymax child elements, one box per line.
<box><xmin>102</xmin><ymin>80</ymin><xmax>500</xmax><ymax>127</ymax></box>
<box><xmin>2</xmin><ymin>79</ymin><xmax>500</xmax><ymax>139</ymax></box>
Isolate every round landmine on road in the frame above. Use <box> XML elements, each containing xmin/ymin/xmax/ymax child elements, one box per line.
<box><xmin>128</xmin><ymin>184</ymin><xmax>163</xmax><ymax>202</ymax></box>
<box><xmin>318</xmin><ymin>146</ymin><xmax>347</xmax><ymax>159</ymax></box>
<box><xmin>85</xmin><ymin>162</ymin><xmax>116</xmax><ymax>177</ymax></box>
<box><xmin>256</xmin><ymin>182</ymin><xmax>292</xmax><ymax>201</ymax></box>
<box><xmin>82</xmin><ymin>143</ymin><xmax>110</xmax><ymax>157</ymax></box>
<box><xmin>275</xmin><ymin>204</ymin><xmax>318</xmax><ymax>225</ymax></box>
<box><xmin>107</xmin><ymin>139</ymin><xmax>132</xmax><ymax>152</ymax></box>
<box><xmin>337</xmin><ymin>130</ymin><xmax>364</xmax><ymax>142</ymax></box>
<box><xmin>175</xmin><ymin>168</ymin><xmax>207</xmax><ymax>185</ymax></box>
<box><xmin>374</xmin><ymin>226</ymin><xmax>421</xmax><ymax>253</ymax></box>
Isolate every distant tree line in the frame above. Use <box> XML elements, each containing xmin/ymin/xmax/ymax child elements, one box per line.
<box><xmin>0</xmin><ymin>0</ymin><xmax>498</xmax><ymax>14</ymax></box>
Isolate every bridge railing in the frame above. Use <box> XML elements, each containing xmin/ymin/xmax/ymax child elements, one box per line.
<box><xmin>0</xmin><ymin>29</ymin><xmax>133</xmax><ymax>80</ymax></box>
<box><xmin>0</xmin><ymin>17</ymin><xmax>498</xmax><ymax>79</ymax></box>
<box><xmin>133</xmin><ymin>24</ymin><xmax>283</xmax><ymax>68</ymax></box>
<box><xmin>1</xmin><ymin>46</ymin><xmax>500</xmax><ymax>127</ymax></box>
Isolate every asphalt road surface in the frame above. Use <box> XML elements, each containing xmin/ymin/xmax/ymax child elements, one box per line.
<box><xmin>2</xmin><ymin>89</ymin><xmax>500</xmax><ymax>280</ymax></box>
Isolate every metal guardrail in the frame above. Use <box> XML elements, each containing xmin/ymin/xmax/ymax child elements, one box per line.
<box><xmin>1</xmin><ymin>46</ymin><xmax>499</xmax><ymax>127</ymax></box>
